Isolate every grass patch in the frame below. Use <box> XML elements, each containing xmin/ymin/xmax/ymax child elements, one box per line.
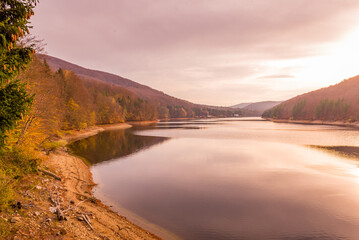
<box><xmin>0</xmin><ymin>169</ymin><xmax>15</xmax><ymax>209</ymax></box>
<box><xmin>42</xmin><ymin>140</ymin><xmax>67</xmax><ymax>152</ymax></box>
<box><xmin>0</xmin><ymin>146</ymin><xmax>40</xmax><ymax>210</ymax></box>
<box><xmin>0</xmin><ymin>218</ymin><xmax>11</xmax><ymax>239</ymax></box>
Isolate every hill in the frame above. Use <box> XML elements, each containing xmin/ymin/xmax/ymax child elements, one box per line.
<box><xmin>231</xmin><ymin>101</ymin><xmax>282</xmax><ymax>115</ymax></box>
<box><xmin>262</xmin><ymin>75</ymin><xmax>359</xmax><ymax>122</ymax></box>
<box><xmin>243</xmin><ymin>101</ymin><xmax>282</xmax><ymax>113</ymax></box>
<box><xmin>37</xmin><ymin>54</ymin><xmax>194</xmax><ymax>108</ymax></box>
<box><xmin>37</xmin><ymin>54</ymin><xmax>248</xmax><ymax>119</ymax></box>
<box><xmin>231</xmin><ymin>102</ymin><xmax>252</xmax><ymax>109</ymax></box>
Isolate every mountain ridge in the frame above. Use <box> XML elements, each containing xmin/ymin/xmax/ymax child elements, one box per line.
<box><xmin>37</xmin><ymin>54</ymin><xmax>194</xmax><ymax>108</ymax></box>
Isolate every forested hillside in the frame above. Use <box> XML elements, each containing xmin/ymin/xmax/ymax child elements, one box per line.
<box><xmin>37</xmin><ymin>54</ymin><xmax>247</xmax><ymax>119</ymax></box>
<box><xmin>262</xmin><ymin>75</ymin><xmax>359</xmax><ymax>122</ymax></box>
<box><xmin>21</xmin><ymin>57</ymin><xmax>158</xmax><ymax>131</ymax></box>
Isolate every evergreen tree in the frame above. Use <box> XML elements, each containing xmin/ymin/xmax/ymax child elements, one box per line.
<box><xmin>0</xmin><ymin>0</ymin><xmax>38</xmax><ymax>149</ymax></box>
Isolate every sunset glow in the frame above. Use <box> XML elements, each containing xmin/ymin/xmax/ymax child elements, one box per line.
<box><xmin>31</xmin><ymin>0</ymin><xmax>359</xmax><ymax>105</ymax></box>
<box><xmin>4</xmin><ymin>1</ymin><xmax>359</xmax><ymax>239</ymax></box>
<box><xmin>294</xmin><ymin>26</ymin><xmax>359</xmax><ymax>89</ymax></box>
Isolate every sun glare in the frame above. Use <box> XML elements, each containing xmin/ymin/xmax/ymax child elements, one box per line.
<box><xmin>333</xmin><ymin>27</ymin><xmax>359</xmax><ymax>76</ymax></box>
<box><xmin>269</xmin><ymin>26</ymin><xmax>359</xmax><ymax>92</ymax></box>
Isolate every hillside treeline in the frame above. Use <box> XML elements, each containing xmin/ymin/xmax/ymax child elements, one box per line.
<box><xmin>38</xmin><ymin>54</ymin><xmax>246</xmax><ymax>120</ymax></box>
<box><xmin>160</xmin><ymin>104</ymin><xmax>244</xmax><ymax>119</ymax></box>
<box><xmin>16</xmin><ymin>57</ymin><xmax>244</xmax><ymax>147</ymax></box>
<box><xmin>262</xmin><ymin>75</ymin><xmax>359</xmax><ymax>122</ymax></box>
<box><xmin>15</xmin><ymin>57</ymin><xmax>158</xmax><ymax>143</ymax></box>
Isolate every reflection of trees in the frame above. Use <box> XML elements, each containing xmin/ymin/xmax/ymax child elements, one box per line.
<box><xmin>310</xmin><ymin>145</ymin><xmax>359</xmax><ymax>159</ymax></box>
<box><xmin>68</xmin><ymin>129</ymin><xmax>168</xmax><ymax>164</ymax></box>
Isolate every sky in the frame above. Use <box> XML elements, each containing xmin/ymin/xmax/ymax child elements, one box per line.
<box><xmin>31</xmin><ymin>0</ymin><xmax>359</xmax><ymax>106</ymax></box>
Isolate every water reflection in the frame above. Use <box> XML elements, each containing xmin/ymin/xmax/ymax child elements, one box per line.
<box><xmin>68</xmin><ymin>128</ymin><xmax>168</xmax><ymax>165</ymax></box>
<box><xmin>70</xmin><ymin>119</ymin><xmax>359</xmax><ymax>240</ymax></box>
<box><xmin>310</xmin><ymin>145</ymin><xmax>359</xmax><ymax>160</ymax></box>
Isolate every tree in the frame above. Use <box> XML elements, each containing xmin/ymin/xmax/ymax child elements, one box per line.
<box><xmin>0</xmin><ymin>0</ymin><xmax>38</xmax><ymax>149</ymax></box>
<box><xmin>291</xmin><ymin>100</ymin><xmax>306</xmax><ymax>119</ymax></box>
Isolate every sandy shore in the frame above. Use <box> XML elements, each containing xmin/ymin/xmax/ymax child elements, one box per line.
<box><xmin>63</xmin><ymin>123</ymin><xmax>133</xmax><ymax>142</ymax></box>
<box><xmin>264</xmin><ymin>118</ymin><xmax>359</xmax><ymax>128</ymax></box>
<box><xmin>43</xmin><ymin>123</ymin><xmax>164</xmax><ymax>239</ymax></box>
<box><xmin>126</xmin><ymin>120</ymin><xmax>159</xmax><ymax>126</ymax></box>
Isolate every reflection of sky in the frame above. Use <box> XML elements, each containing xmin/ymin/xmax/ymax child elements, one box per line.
<box><xmin>137</xmin><ymin>119</ymin><xmax>359</xmax><ymax>147</ymax></box>
<box><xmin>91</xmin><ymin>120</ymin><xmax>359</xmax><ymax>240</ymax></box>
<box><xmin>31</xmin><ymin>1</ymin><xmax>359</xmax><ymax>105</ymax></box>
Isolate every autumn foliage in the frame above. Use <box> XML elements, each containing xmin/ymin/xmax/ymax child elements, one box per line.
<box><xmin>12</xmin><ymin>57</ymin><xmax>159</xmax><ymax>147</ymax></box>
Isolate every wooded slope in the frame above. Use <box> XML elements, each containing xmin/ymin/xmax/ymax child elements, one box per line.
<box><xmin>263</xmin><ymin>75</ymin><xmax>359</xmax><ymax>122</ymax></box>
<box><xmin>37</xmin><ymin>54</ymin><xmax>248</xmax><ymax>119</ymax></box>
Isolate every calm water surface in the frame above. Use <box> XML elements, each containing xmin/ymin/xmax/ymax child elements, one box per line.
<box><xmin>69</xmin><ymin>118</ymin><xmax>359</xmax><ymax>240</ymax></box>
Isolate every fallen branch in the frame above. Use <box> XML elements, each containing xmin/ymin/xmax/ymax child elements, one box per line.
<box><xmin>117</xmin><ymin>225</ymin><xmax>130</xmax><ymax>234</ymax></box>
<box><xmin>75</xmin><ymin>198</ymin><xmax>88</xmax><ymax>207</ymax></box>
<box><xmin>38</xmin><ymin>167</ymin><xmax>62</xmax><ymax>181</ymax></box>
<box><xmin>46</xmin><ymin>185</ymin><xmax>65</xmax><ymax>220</ymax></box>
<box><xmin>82</xmin><ymin>214</ymin><xmax>94</xmax><ymax>230</ymax></box>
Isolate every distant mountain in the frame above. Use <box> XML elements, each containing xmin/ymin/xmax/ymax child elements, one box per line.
<box><xmin>243</xmin><ymin>101</ymin><xmax>282</xmax><ymax>113</ymax></box>
<box><xmin>231</xmin><ymin>102</ymin><xmax>252</xmax><ymax>109</ymax></box>
<box><xmin>262</xmin><ymin>75</ymin><xmax>359</xmax><ymax>122</ymax></box>
<box><xmin>231</xmin><ymin>101</ymin><xmax>282</xmax><ymax>114</ymax></box>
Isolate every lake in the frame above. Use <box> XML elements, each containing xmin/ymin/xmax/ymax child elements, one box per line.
<box><xmin>69</xmin><ymin>118</ymin><xmax>359</xmax><ymax>240</ymax></box>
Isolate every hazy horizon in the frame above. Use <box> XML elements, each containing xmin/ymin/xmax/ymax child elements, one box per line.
<box><xmin>31</xmin><ymin>0</ymin><xmax>359</xmax><ymax>106</ymax></box>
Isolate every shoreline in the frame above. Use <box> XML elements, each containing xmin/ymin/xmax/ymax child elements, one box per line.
<box><xmin>62</xmin><ymin>123</ymin><xmax>133</xmax><ymax>142</ymax></box>
<box><xmin>264</xmin><ymin>118</ymin><xmax>359</xmax><ymax>129</ymax></box>
<box><xmin>91</xmin><ymin>175</ymin><xmax>181</xmax><ymax>240</ymax></box>
<box><xmin>44</xmin><ymin>122</ymin><xmax>168</xmax><ymax>239</ymax></box>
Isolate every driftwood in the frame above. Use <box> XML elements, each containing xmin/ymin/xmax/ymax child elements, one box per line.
<box><xmin>38</xmin><ymin>167</ymin><xmax>62</xmax><ymax>181</ymax></box>
<box><xmin>47</xmin><ymin>185</ymin><xmax>65</xmax><ymax>220</ymax></box>
<box><xmin>117</xmin><ymin>225</ymin><xmax>130</xmax><ymax>234</ymax></box>
<box><xmin>82</xmin><ymin>214</ymin><xmax>94</xmax><ymax>230</ymax></box>
<box><xmin>44</xmin><ymin>184</ymin><xmax>97</xmax><ymax>231</ymax></box>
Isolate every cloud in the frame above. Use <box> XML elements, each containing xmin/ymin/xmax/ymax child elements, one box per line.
<box><xmin>30</xmin><ymin>0</ymin><xmax>359</xmax><ymax>105</ymax></box>
<box><xmin>258</xmin><ymin>75</ymin><xmax>295</xmax><ymax>79</ymax></box>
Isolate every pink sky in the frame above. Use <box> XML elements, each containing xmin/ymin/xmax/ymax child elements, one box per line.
<box><xmin>31</xmin><ymin>0</ymin><xmax>359</xmax><ymax>106</ymax></box>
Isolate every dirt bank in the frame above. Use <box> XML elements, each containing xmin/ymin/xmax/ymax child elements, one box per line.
<box><xmin>2</xmin><ymin>123</ymin><xmax>165</xmax><ymax>239</ymax></box>
<box><xmin>46</xmin><ymin>122</ymin><xmax>164</xmax><ymax>239</ymax></box>
<box><xmin>43</xmin><ymin>147</ymin><xmax>161</xmax><ymax>240</ymax></box>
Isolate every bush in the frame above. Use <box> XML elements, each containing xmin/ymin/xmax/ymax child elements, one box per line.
<box><xmin>0</xmin><ymin>169</ymin><xmax>15</xmax><ymax>210</ymax></box>
<box><xmin>0</xmin><ymin>146</ymin><xmax>40</xmax><ymax>210</ymax></box>
<box><xmin>2</xmin><ymin>147</ymin><xmax>39</xmax><ymax>174</ymax></box>
<box><xmin>42</xmin><ymin>140</ymin><xmax>67</xmax><ymax>152</ymax></box>
<box><xmin>0</xmin><ymin>218</ymin><xmax>11</xmax><ymax>239</ymax></box>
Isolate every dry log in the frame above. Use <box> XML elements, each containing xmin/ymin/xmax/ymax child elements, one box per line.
<box><xmin>38</xmin><ymin>167</ymin><xmax>62</xmax><ymax>181</ymax></box>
